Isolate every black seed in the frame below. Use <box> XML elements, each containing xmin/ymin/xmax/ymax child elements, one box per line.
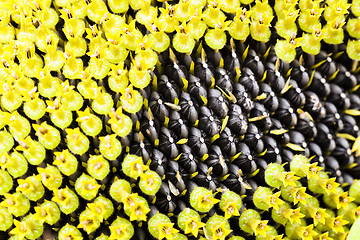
<box><xmin>243</xmin><ymin>123</ymin><xmax>264</xmax><ymax>154</ymax></box>
<box><xmin>343</xmin><ymin>173</ymin><xmax>355</xmax><ymax>185</ymax></box>
<box><xmin>233</xmin><ymin>83</ymin><xmax>254</xmax><ymax>113</ymax></box>
<box><xmin>306</xmin><ymin>71</ymin><xmax>330</xmax><ymax>99</ymax></box>
<box><xmin>265</xmin><ymin>63</ymin><xmax>286</xmax><ymax>94</ymax></box>
<box><xmin>331</xmin><ymin>64</ymin><xmax>357</xmax><ymax>90</ymax></box>
<box><xmin>215</xmin><ymin>68</ymin><xmax>233</xmax><ymax>93</ymax></box>
<box><xmin>158</xmin><ymin>75</ymin><xmax>181</xmax><ymax>104</ymax></box>
<box><xmin>304</xmin><ymin>91</ymin><xmax>326</xmax><ymax>120</ymax></box>
<box><xmin>223</xmin><ymin>48</ymin><xmax>241</xmax><ymax>77</ymax></box>
<box><xmin>206</xmin><ymin>145</ymin><xmax>229</xmax><ymax>177</ymax></box>
<box><xmin>301</xmin><ymin>52</ymin><xmax>316</xmax><ymax>69</ymax></box>
<box><xmin>156</xmin><ymin>182</ymin><xmax>178</xmax><ymax>213</ymax></box>
<box><xmin>315</xmin><ymin>52</ymin><xmax>337</xmax><ymax>77</ymax></box>
<box><xmin>195</xmin><ymin>57</ymin><xmax>215</xmax><ymax>88</ymax></box>
<box><xmin>327</xmin><ymin>84</ymin><xmax>351</xmax><ymax>110</ymax></box>
<box><xmin>295</xmin><ymin>113</ymin><xmax>317</xmax><ymax>139</ymax></box>
<box><xmin>150</xmin><ymin>149</ymin><xmax>168</xmax><ymax>177</ymax></box>
<box><xmin>273</xmin><ymin>98</ymin><xmax>297</xmax><ymax>128</ymax></box>
<box><xmin>166</xmin><ymin>160</ymin><xmax>187</xmax><ymax>192</ymax></box>
<box><xmin>193</xmin><ymin>162</ymin><xmax>218</xmax><ymax>191</ymax></box>
<box><xmin>283</xmin><ymin>80</ymin><xmax>306</xmax><ymax>108</ymax></box>
<box><xmin>288</xmin><ymin>131</ymin><xmax>310</xmax><ymax>157</ymax></box>
<box><xmin>349</xmin><ymin>93</ymin><xmax>360</xmax><ymax>110</ymax></box>
<box><xmin>281</xmin><ymin>148</ymin><xmax>294</xmax><ymax>164</ymax></box>
<box><xmin>258</xmin><ymin>83</ymin><xmax>279</xmax><ymax>113</ymax></box>
<box><xmin>149</xmin><ymin>92</ymin><xmax>169</xmax><ymax>123</ymax></box>
<box><xmin>168</xmin><ymin>111</ymin><xmax>189</xmax><ymax>139</ymax></box>
<box><xmin>290</xmin><ymin>60</ymin><xmax>310</xmax><ymax>88</ymax></box>
<box><xmin>244</xmin><ymin>49</ymin><xmax>265</xmax><ymax>80</ymax></box>
<box><xmin>314</xmin><ymin>123</ymin><xmax>336</xmax><ymax>154</ymax></box>
<box><xmin>188</xmin><ymin>75</ymin><xmax>208</xmax><ymax>106</ymax></box>
<box><xmin>178</xmin><ymin>145</ymin><xmax>198</xmax><ymax>174</ymax></box>
<box><xmin>340</xmin><ymin>115</ymin><xmax>360</xmax><ymax>137</ymax></box>
<box><xmin>325</xmin><ymin>155</ymin><xmax>342</xmax><ymax>179</ymax></box>
<box><xmin>199</xmin><ymin>106</ymin><xmax>221</xmax><ymax>138</ymax></box>
<box><xmin>159</xmin><ymin>127</ymin><xmax>179</xmax><ymax>159</ymax></box>
<box><xmin>252</xmin><ymin>158</ymin><xmax>268</xmax><ymax>186</ymax></box>
<box><xmin>139</xmin><ymin>85</ymin><xmax>152</xmax><ymax>100</ymax></box>
<box><xmin>208</xmin><ymin>88</ymin><xmax>229</xmax><ymax>119</ymax></box>
<box><xmin>308</xmin><ymin>142</ymin><xmax>325</xmax><ymax>169</ymax></box>
<box><xmin>227</xmin><ymin>104</ymin><xmax>248</xmax><ymax>136</ymax></box>
<box><xmin>130</xmin><ymin>132</ymin><xmax>152</xmax><ymax>161</ymax></box>
<box><xmin>322</xmin><ymin>102</ymin><xmax>344</xmax><ymax>131</ymax></box>
<box><xmin>263</xmin><ymin>136</ymin><xmax>282</xmax><ymax>164</ymax></box>
<box><xmin>205</xmin><ymin>46</ymin><xmax>223</xmax><ymax>67</ymax></box>
<box><xmin>177</xmin><ymin>52</ymin><xmax>194</xmax><ymax>69</ymax></box>
<box><xmin>222</xmin><ymin>163</ymin><xmax>250</xmax><ymax>195</ymax></box>
<box><xmin>238</xmin><ymin>68</ymin><xmax>260</xmax><ymax>98</ymax></box>
<box><xmin>251</xmin><ymin>41</ymin><xmax>268</xmax><ymax>56</ymax></box>
<box><xmin>215</xmin><ymin>127</ymin><xmax>238</xmax><ymax>157</ymax></box>
<box><xmin>165</xmin><ymin>62</ymin><xmax>188</xmax><ymax>89</ymax></box>
<box><xmin>140</xmin><ymin>109</ymin><xmax>161</xmax><ymax>144</ymax></box>
<box><xmin>331</xmin><ymin>137</ymin><xmax>354</xmax><ymax>167</ymax></box>
<box><xmin>250</xmin><ymin>102</ymin><xmax>272</xmax><ymax>131</ymax></box>
<box><xmin>188</xmin><ymin>127</ymin><xmax>209</xmax><ymax>158</ymax></box>
<box><xmin>269</xmin><ymin>118</ymin><xmax>290</xmax><ymax>145</ymax></box>
<box><xmin>179</xmin><ymin>92</ymin><xmax>199</xmax><ymax>125</ymax></box>
<box><xmin>232</xmin><ymin>143</ymin><xmax>257</xmax><ymax>174</ymax></box>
